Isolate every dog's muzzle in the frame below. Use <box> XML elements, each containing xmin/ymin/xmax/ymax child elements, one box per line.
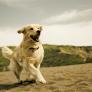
<box><xmin>30</xmin><ymin>31</ymin><xmax>41</xmax><ymax>42</ymax></box>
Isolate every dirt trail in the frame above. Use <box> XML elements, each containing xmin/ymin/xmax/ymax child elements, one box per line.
<box><xmin>0</xmin><ymin>64</ymin><xmax>92</xmax><ymax>92</ymax></box>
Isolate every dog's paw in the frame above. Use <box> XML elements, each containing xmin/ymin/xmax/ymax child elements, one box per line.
<box><xmin>36</xmin><ymin>79</ymin><xmax>46</xmax><ymax>84</ymax></box>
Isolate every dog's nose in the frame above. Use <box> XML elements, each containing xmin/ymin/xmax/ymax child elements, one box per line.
<box><xmin>37</xmin><ymin>30</ymin><xmax>40</xmax><ymax>34</ymax></box>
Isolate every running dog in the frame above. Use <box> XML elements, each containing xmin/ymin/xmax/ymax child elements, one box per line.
<box><xmin>2</xmin><ymin>24</ymin><xmax>46</xmax><ymax>84</ymax></box>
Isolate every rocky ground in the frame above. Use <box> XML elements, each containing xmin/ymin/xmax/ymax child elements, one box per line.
<box><xmin>0</xmin><ymin>64</ymin><xmax>92</xmax><ymax>92</ymax></box>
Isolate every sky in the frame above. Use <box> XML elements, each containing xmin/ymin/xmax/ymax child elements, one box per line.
<box><xmin>0</xmin><ymin>0</ymin><xmax>92</xmax><ymax>46</ymax></box>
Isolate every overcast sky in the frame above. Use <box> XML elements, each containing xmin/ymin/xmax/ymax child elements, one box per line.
<box><xmin>0</xmin><ymin>0</ymin><xmax>92</xmax><ymax>46</ymax></box>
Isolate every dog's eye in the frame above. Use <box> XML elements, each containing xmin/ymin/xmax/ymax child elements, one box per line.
<box><xmin>30</xmin><ymin>28</ymin><xmax>33</xmax><ymax>30</ymax></box>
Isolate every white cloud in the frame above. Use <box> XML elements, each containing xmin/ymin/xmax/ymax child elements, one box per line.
<box><xmin>41</xmin><ymin>21</ymin><xmax>92</xmax><ymax>46</ymax></box>
<box><xmin>43</xmin><ymin>10</ymin><xmax>77</xmax><ymax>24</ymax></box>
<box><xmin>0</xmin><ymin>27</ymin><xmax>22</xmax><ymax>46</ymax></box>
<box><xmin>0</xmin><ymin>21</ymin><xmax>92</xmax><ymax>46</ymax></box>
<box><xmin>43</xmin><ymin>9</ymin><xmax>92</xmax><ymax>24</ymax></box>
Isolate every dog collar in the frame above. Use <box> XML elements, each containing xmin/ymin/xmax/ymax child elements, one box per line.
<box><xmin>29</xmin><ymin>46</ymin><xmax>39</xmax><ymax>50</ymax></box>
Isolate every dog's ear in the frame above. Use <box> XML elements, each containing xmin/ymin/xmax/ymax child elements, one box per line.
<box><xmin>17</xmin><ymin>27</ymin><xmax>25</xmax><ymax>34</ymax></box>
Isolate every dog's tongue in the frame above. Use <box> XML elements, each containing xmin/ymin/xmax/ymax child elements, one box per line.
<box><xmin>35</xmin><ymin>38</ymin><xmax>39</xmax><ymax>42</ymax></box>
<box><xmin>31</xmin><ymin>35</ymin><xmax>39</xmax><ymax>42</ymax></box>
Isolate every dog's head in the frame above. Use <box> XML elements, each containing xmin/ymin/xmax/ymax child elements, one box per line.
<box><xmin>17</xmin><ymin>24</ymin><xmax>42</xmax><ymax>42</ymax></box>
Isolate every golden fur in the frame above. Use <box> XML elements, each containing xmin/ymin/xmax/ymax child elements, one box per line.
<box><xmin>2</xmin><ymin>24</ymin><xmax>46</xmax><ymax>84</ymax></box>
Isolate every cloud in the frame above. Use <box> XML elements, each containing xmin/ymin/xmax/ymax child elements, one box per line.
<box><xmin>0</xmin><ymin>0</ymin><xmax>36</xmax><ymax>8</ymax></box>
<box><xmin>0</xmin><ymin>27</ymin><xmax>22</xmax><ymax>46</ymax></box>
<box><xmin>0</xmin><ymin>0</ymin><xmax>19</xmax><ymax>3</ymax></box>
<box><xmin>0</xmin><ymin>21</ymin><xmax>92</xmax><ymax>46</ymax></box>
<box><xmin>0</xmin><ymin>0</ymin><xmax>21</xmax><ymax>5</ymax></box>
<box><xmin>42</xmin><ymin>9</ymin><xmax>92</xmax><ymax>24</ymax></box>
<box><xmin>0</xmin><ymin>0</ymin><xmax>24</xmax><ymax>8</ymax></box>
<box><xmin>41</xmin><ymin>21</ymin><xmax>92</xmax><ymax>46</ymax></box>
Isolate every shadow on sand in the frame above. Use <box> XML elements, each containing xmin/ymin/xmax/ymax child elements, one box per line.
<box><xmin>0</xmin><ymin>80</ymin><xmax>35</xmax><ymax>90</ymax></box>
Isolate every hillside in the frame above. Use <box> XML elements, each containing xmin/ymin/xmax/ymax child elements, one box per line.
<box><xmin>0</xmin><ymin>45</ymin><xmax>92</xmax><ymax>70</ymax></box>
<box><xmin>43</xmin><ymin>45</ymin><xmax>92</xmax><ymax>67</ymax></box>
<box><xmin>0</xmin><ymin>64</ymin><xmax>92</xmax><ymax>92</ymax></box>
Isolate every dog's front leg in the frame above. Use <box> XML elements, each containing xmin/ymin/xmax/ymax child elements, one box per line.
<box><xmin>29</xmin><ymin>64</ymin><xmax>46</xmax><ymax>84</ymax></box>
<box><xmin>35</xmin><ymin>63</ymin><xmax>41</xmax><ymax>70</ymax></box>
<box><xmin>23</xmin><ymin>63</ymin><xmax>35</xmax><ymax>82</ymax></box>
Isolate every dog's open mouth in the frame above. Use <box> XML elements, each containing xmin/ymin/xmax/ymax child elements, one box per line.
<box><xmin>30</xmin><ymin>35</ymin><xmax>39</xmax><ymax>42</ymax></box>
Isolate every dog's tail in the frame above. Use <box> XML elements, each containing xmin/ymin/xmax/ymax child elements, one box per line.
<box><xmin>1</xmin><ymin>46</ymin><xmax>13</xmax><ymax>60</ymax></box>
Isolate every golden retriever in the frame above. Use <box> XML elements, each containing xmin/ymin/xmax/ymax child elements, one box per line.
<box><xmin>2</xmin><ymin>24</ymin><xmax>46</xmax><ymax>84</ymax></box>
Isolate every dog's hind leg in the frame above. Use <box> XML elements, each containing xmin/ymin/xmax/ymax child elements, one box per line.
<box><xmin>13</xmin><ymin>71</ymin><xmax>22</xmax><ymax>84</ymax></box>
<box><xmin>13</xmin><ymin>66</ymin><xmax>22</xmax><ymax>84</ymax></box>
<box><xmin>9</xmin><ymin>59</ymin><xmax>22</xmax><ymax>83</ymax></box>
<box><xmin>29</xmin><ymin>64</ymin><xmax>46</xmax><ymax>84</ymax></box>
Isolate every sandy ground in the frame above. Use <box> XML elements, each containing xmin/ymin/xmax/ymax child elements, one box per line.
<box><xmin>0</xmin><ymin>64</ymin><xmax>92</xmax><ymax>92</ymax></box>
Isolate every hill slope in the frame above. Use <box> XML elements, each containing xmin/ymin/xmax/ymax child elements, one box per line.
<box><xmin>43</xmin><ymin>45</ymin><xmax>92</xmax><ymax>67</ymax></box>
<box><xmin>0</xmin><ymin>45</ymin><xmax>92</xmax><ymax>70</ymax></box>
<box><xmin>0</xmin><ymin>64</ymin><xmax>92</xmax><ymax>92</ymax></box>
